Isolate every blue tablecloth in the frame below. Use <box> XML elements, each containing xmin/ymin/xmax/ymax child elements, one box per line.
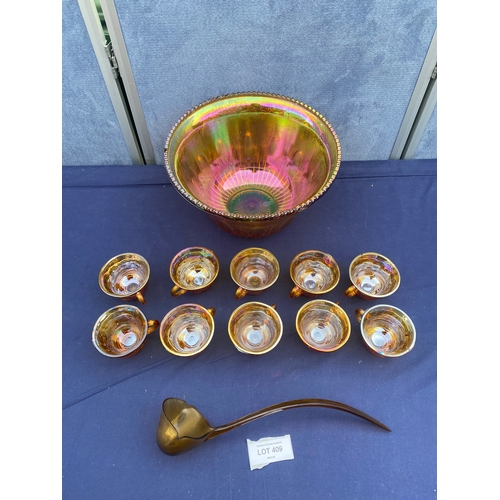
<box><xmin>62</xmin><ymin>159</ymin><xmax>436</xmax><ymax>499</ymax></box>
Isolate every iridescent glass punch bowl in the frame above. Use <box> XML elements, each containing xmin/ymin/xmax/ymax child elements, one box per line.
<box><xmin>164</xmin><ymin>92</ymin><xmax>341</xmax><ymax>238</ymax></box>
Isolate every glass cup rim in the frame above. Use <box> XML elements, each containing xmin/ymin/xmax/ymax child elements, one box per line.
<box><xmin>92</xmin><ymin>304</ymin><xmax>148</xmax><ymax>357</ymax></box>
<box><xmin>348</xmin><ymin>252</ymin><xmax>400</xmax><ymax>298</ymax></box>
<box><xmin>295</xmin><ymin>299</ymin><xmax>351</xmax><ymax>352</ymax></box>
<box><xmin>229</xmin><ymin>247</ymin><xmax>280</xmax><ymax>290</ymax></box>
<box><xmin>358</xmin><ymin>303</ymin><xmax>416</xmax><ymax>357</ymax></box>
<box><xmin>227</xmin><ymin>301</ymin><xmax>283</xmax><ymax>355</ymax></box>
<box><xmin>169</xmin><ymin>246</ymin><xmax>220</xmax><ymax>289</ymax></box>
<box><xmin>98</xmin><ymin>252</ymin><xmax>150</xmax><ymax>297</ymax></box>
<box><xmin>159</xmin><ymin>303</ymin><xmax>215</xmax><ymax>356</ymax></box>
<box><xmin>290</xmin><ymin>250</ymin><xmax>340</xmax><ymax>293</ymax></box>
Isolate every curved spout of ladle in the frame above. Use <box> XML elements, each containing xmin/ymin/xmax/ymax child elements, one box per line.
<box><xmin>156</xmin><ymin>397</ymin><xmax>390</xmax><ymax>456</ymax></box>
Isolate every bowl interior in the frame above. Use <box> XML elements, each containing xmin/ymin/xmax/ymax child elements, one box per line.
<box><xmin>165</xmin><ymin>94</ymin><xmax>341</xmax><ymax>219</ymax></box>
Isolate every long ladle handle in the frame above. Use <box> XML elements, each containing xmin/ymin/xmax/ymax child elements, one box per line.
<box><xmin>208</xmin><ymin>398</ymin><xmax>390</xmax><ymax>440</ymax></box>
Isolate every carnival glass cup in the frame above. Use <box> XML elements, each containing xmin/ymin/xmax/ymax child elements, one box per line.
<box><xmin>289</xmin><ymin>250</ymin><xmax>340</xmax><ymax>298</ymax></box>
<box><xmin>92</xmin><ymin>305</ymin><xmax>159</xmax><ymax>358</ymax></box>
<box><xmin>344</xmin><ymin>252</ymin><xmax>400</xmax><ymax>300</ymax></box>
<box><xmin>355</xmin><ymin>305</ymin><xmax>416</xmax><ymax>358</ymax></box>
<box><xmin>228</xmin><ymin>302</ymin><xmax>283</xmax><ymax>355</ymax></box>
<box><xmin>99</xmin><ymin>253</ymin><xmax>150</xmax><ymax>304</ymax></box>
<box><xmin>230</xmin><ymin>247</ymin><xmax>280</xmax><ymax>299</ymax></box>
<box><xmin>159</xmin><ymin>304</ymin><xmax>216</xmax><ymax>357</ymax></box>
<box><xmin>170</xmin><ymin>247</ymin><xmax>219</xmax><ymax>296</ymax></box>
<box><xmin>296</xmin><ymin>300</ymin><xmax>351</xmax><ymax>352</ymax></box>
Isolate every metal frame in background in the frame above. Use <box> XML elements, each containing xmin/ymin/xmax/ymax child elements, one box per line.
<box><xmin>390</xmin><ymin>29</ymin><xmax>437</xmax><ymax>159</ymax></box>
<box><xmin>79</xmin><ymin>0</ymin><xmax>435</xmax><ymax>163</ymax></box>
<box><xmin>76</xmin><ymin>0</ymin><xmax>156</xmax><ymax>165</ymax></box>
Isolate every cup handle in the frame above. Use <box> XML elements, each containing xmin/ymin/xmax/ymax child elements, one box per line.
<box><xmin>263</xmin><ymin>304</ymin><xmax>278</xmax><ymax>318</ymax></box>
<box><xmin>147</xmin><ymin>319</ymin><xmax>160</xmax><ymax>334</ymax></box>
<box><xmin>136</xmin><ymin>291</ymin><xmax>146</xmax><ymax>304</ymax></box>
<box><xmin>207</xmin><ymin>307</ymin><xmax>216</xmax><ymax>317</ymax></box>
<box><xmin>344</xmin><ymin>285</ymin><xmax>358</xmax><ymax>297</ymax></box>
<box><xmin>171</xmin><ymin>285</ymin><xmax>187</xmax><ymax>297</ymax></box>
<box><xmin>355</xmin><ymin>309</ymin><xmax>365</xmax><ymax>323</ymax></box>
<box><xmin>235</xmin><ymin>287</ymin><xmax>247</xmax><ymax>299</ymax></box>
<box><xmin>290</xmin><ymin>286</ymin><xmax>302</xmax><ymax>298</ymax></box>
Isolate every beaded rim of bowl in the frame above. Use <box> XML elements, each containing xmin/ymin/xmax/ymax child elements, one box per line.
<box><xmin>164</xmin><ymin>91</ymin><xmax>341</xmax><ymax>221</ymax></box>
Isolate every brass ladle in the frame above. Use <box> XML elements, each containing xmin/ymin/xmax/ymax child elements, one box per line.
<box><xmin>156</xmin><ymin>397</ymin><xmax>391</xmax><ymax>455</ymax></box>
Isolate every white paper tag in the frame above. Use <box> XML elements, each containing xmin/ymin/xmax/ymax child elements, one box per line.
<box><xmin>246</xmin><ymin>435</ymin><xmax>294</xmax><ymax>470</ymax></box>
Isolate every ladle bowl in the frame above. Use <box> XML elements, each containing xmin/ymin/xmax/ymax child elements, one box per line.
<box><xmin>156</xmin><ymin>397</ymin><xmax>390</xmax><ymax>456</ymax></box>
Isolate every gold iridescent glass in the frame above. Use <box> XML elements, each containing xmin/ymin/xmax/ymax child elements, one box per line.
<box><xmin>92</xmin><ymin>305</ymin><xmax>159</xmax><ymax>358</ymax></box>
<box><xmin>289</xmin><ymin>250</ymin><xmax>340</xmax><ymax>298</ymax></box>
<box><xmin>345</xmin><ymin>252</ymin><xmax>400</xmax><ymax>300</ymax></box>
<box><xmin>228</xmin><ymin>302</ymin><xmax>283</xmax><ymax>355</ymax></box>
<box><xmin>296</xmin><ymin>300</ymin><xmax>351</xmax><ymax>352</ymax></box>
<box><xmin>164</xmin><ymin>92</ymin><xmax>341</xmax><ymax>238</ymax></box>
<box><xmin>229</xmin><ymin>247</ymin><xmax>280</xmax><ymax>299</ymax></box>
<box><xmin>99</xmin><ymin>253</ymin><xmax>150</xmax><ymax>304</ymax></box>
<box><xmin>156</xmin><ymin>397</ymin><xmax>391</xmax><ymax>456</ymax></box>
<box><xmin>159</xmin><ymin>304</ymin><xmax>216</xmax><ymax>357</ymax></box>
<box><xmin>169</xmin><ymin>247</ymin><xmax>219</xmax><ymax>296</ymax></box>
<box><xmin>355</xmin><ymin>304</ymin><xmax>416</xmax><ymax>358</ymax></box>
